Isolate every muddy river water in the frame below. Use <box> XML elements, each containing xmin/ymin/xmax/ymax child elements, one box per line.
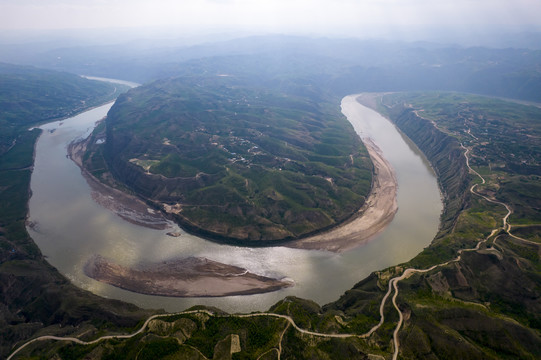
<box><xmin>27</xmin><ymin>87</ymin><xmax>442</xmax><ymax>313</ymax></box>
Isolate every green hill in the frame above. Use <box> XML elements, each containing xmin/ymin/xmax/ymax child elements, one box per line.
<box><xmin>0</xmin><ymin>63</ymin><xmax>124</xmax><ymax>155</ymax></box>
<box><xmin>87</xmin><ymin>76</ymin><xmax>372</xmax><ymax>243</ymax></box>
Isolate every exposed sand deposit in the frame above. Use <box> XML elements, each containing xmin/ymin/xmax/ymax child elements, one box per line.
<box><xmin>84</xmin><ymin>255</ymin><xmax>293</xmax><ymax>297</ymax></box>
<box><xmin>68</xmin><ymin>139</ymin><xmax>171</xmax><ymax>230</ymax></box>
<box><xmin>286</xmin><ymin>139</ymin><xmax>398</xmax><ymax>252</ymax></box>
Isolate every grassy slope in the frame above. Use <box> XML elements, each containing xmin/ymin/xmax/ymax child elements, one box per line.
<box><xmin>0</xmin><ymin>63</ymin><xmax>121</xmax><ymax>154</ymax></box>
<box><xmin>95</xmin><ymin>76</ymin><xmax>372</xmax><ymax>242</ymax></box>
<box><xmin>374</xmin><ymin>92</ymin><xmax>541</xmax><ymax>358</ymax></box>
<box><xmin>0</xmin><ymin>64</ymin><xmax>153</xmax><ymax>358</ymax></box>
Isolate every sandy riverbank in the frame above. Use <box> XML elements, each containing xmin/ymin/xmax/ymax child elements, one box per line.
<box><xmin>286</xmin><ymin>138</ymin><xmax>398</xmax><ymax>252</ymax></box>
<box><xmin>84</xmin><ymin>255</ymin><xmax>293</xmax><ymax>297</ymax></box>
<box><xmin>68</xmin><ymin>139</ymin><xmax>172</xmax><ymax>230</ymax></box>
<box><xmin>70</xmin><ymin>137</ymin><xmax>295</xmax><ymax>297</ymax></box>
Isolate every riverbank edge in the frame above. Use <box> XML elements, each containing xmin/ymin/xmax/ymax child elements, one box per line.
<box><xmin>2</xmin><ymin>89</ymin><xmax>155</xmax><ymax>358</ymax></box>
<box><xmin>69</xmin><ymin>130</ymin><xmax>299</xmax><ymax>298</ymax></box>
<box><xmin>356</xmin><ymin>93</ymin><xmax>470</xmax><ymax>244</ymax></box>
<box><xmin>285</xmin><ymin>136</ymin><xmax>398</xmax><ymax>252</ymax></box>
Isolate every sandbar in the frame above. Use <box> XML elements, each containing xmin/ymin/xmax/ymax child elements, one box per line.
<box><xmin>285</xmin><ymin>138</ymin><xmax>398</xmax><ymax>252</ymax></box>
<box><xmin>84</xmin><ymin>255</ymin><xmax>293</xmax><ymax>297</ymax></box>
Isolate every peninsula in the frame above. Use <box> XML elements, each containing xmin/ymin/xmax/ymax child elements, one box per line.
<box><xmin>82</xmin><ymin>76</ymin><xmax>376</xmax><ymax>244</ymax></box>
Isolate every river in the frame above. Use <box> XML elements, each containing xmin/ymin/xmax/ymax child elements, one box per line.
<box><xmin>27</xmin><ymin>91</ymin><xmax>442</xmax><ymax>313</ymax></box>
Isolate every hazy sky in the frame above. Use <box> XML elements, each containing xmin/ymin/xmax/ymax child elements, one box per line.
<box><xmin>1</xmin><ymin>0</ymin><xmax>540</xmax><ymax>33</ymax></box>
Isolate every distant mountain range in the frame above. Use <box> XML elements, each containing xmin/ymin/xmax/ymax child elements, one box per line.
<box><xmin>1</xmin><ymin>35</ymin><xmax>540</xmax><ymax>102</ymax></box>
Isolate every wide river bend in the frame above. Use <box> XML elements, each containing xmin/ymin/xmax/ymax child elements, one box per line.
<box><xmin>27</xmin><ymin>91</ymin><xmax>442</xmax><ymax>313</ymax></box>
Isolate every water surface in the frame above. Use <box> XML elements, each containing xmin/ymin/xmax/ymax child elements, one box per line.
<box><xmin>27</xmin><ymin>93</ymin><xmax>441</xmax><ymax>313</ymax></box>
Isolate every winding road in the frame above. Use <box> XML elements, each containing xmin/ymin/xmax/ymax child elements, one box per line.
<box><xmin>8</xmin><ymin>309</ymin><xmax>363</xmax><ymax>360</ymax></box>
<box><xmin>369</xmin><ymin>141</ymin><xmax>538</xmax><ymax>360</ymax></box>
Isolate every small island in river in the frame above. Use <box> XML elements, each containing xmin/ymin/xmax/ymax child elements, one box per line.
<box><xmin>84</xmin><ymin>255</ymin><xmax>293</xmax><ymax>297</ymax></box>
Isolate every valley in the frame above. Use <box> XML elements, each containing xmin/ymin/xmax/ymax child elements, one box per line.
<box><xmin>10</xmin><ymin>90</ymin><xmax>541</xmax><ymax>359</ymax></box>
<box><xmin>1</xmin><ymin>33</ymin><xmax>541</xmax><ymax>360</ymax></box>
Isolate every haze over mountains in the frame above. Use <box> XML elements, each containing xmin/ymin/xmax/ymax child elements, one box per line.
<box><xmin>2</xmin><ymin>31</ymin><xmax>541</xmax><ymax>105</ymax></box>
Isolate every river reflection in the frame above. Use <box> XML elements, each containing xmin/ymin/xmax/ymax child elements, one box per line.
<box><xmin>27</xmin><ymin>93</ymin><xmax>441</xmax><ymax>313</ymax></box>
